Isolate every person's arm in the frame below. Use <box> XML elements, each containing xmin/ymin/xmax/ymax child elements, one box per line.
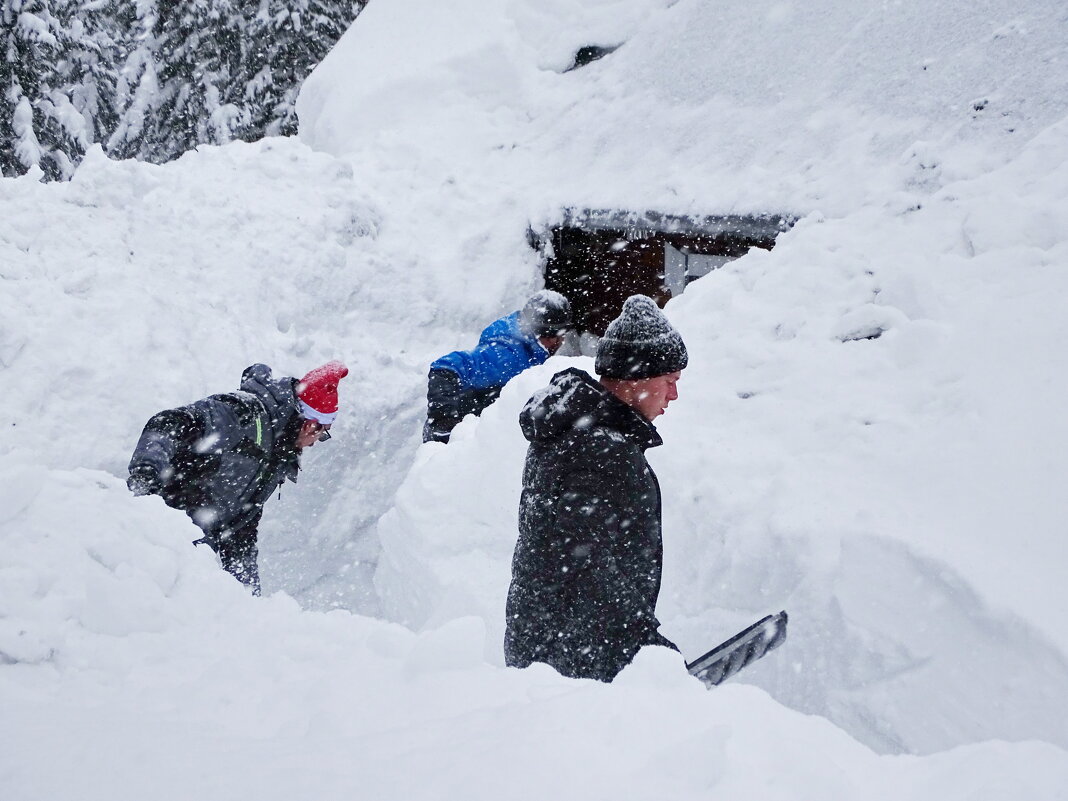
<box><xmin>127</xmin><ymin>408</ymin><xmax>203</xmax><ymax>496</ymax></box>
<box><xmin>448</xmin><ymin>336</ymin><xmax>541</xmax><ymax>391</ymax></box>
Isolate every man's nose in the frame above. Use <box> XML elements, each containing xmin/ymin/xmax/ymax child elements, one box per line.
<box><xmin>668</xmin><ymin>384</ymin><xmax>679</xmax><ymax>401</ymax></box>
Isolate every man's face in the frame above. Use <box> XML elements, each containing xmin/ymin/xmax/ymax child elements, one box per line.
<box><xmin>295</xmin><ymin>419</ymin><xmax>331</xmax><ymax>450</ymax></box>
<box><xmin>631</xmin><ymin>371</ymin><xmax>681</xmax><ymax>421</ymax></box>
<box><xmin>538</xmin><ymin>333</ymin><xmax>566</xmax><ymax>355</ymax></box>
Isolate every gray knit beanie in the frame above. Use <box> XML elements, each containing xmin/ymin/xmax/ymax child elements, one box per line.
<box><xmin>519</xmin><ymin>290</ymin><xmax>573</xmax><ymax>337</ymax></box>
<box><xmin>595</xmin><ymin>295</ymin><xmax>688</xmax><ymax>379</ymax></box>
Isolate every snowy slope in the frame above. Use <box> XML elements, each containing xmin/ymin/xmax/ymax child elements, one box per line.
<box><xmin>2</xmin><ymin>0</ymin><xmax>1068</xmax><ymax>795</ymax></box>
<box><xmin>2</xmin><ymin>466</ymin><xmax>1067</xmax><ymax>799</ymax></box>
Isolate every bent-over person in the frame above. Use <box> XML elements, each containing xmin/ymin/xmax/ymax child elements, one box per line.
<box><xmin>423</xmin><ymin>290</ymin><xmax>572</xmax><ymax>443</ymax></box>
<box><xmin>127</xmin><ymin>361</ymin><xmax>348</xmax><ymax>595</ymax></box>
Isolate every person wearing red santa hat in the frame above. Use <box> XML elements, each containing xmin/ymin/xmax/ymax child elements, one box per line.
<box><xmin>127</xmin><ymin>361</ymin><xmax>349</xmax><ymax>595</ymax></box>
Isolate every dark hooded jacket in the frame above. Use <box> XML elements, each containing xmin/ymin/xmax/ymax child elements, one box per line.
<box><xmin>505</xmin><ymin>367</ymin><xmax>676</xmax><ymax>681</ymax></box>
<box><xmin>128</xmin><ymin>364</ymin><xmax>302</xmax><ymax>538</ymax></box>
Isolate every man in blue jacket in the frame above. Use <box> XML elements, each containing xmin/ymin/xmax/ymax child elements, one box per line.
<box><xmin>423</xmin><ymin>290</ymin><xmax>573</xmax><ymax>443</ymax></box>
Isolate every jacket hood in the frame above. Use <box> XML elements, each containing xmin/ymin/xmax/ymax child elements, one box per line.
<box><xmin>519</xmin><ymin>368</ymin><xmax>662</xmax><ymax>449</ymax></box>
<box><xmin>240</xmin><ymin>364</ymin><xmax>303</xmax><ymax>482</ymax></box>
<box><xmin>240</xmin><ymin>364</ymin><xmax>305</xmax><ymax>477</ymax></box>
<box><xmin>241</xmin><ymin>364</ymin><xmax>300</xmax><ymax>429</ymax></box>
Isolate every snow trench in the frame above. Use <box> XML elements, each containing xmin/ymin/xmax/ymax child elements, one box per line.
<box><xmin>374</xmin><ymin>359</ymin><xmax>1068</xmax><ymax>756</ymax></box>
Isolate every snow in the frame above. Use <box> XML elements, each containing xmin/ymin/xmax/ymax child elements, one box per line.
<box><xmin>1</xmin><ymin>462</ymin><xmax>1065</xmax><ymax>797</ymax></box>
<box><xmin>3</xmin><ymin>0</ymin><xmax>1068</xmax><ymax>795</ymax></box>
<box><xmin>11</xmin><ymin>95</ymin><xmax>43</xmax><ymax>172</ymax></box>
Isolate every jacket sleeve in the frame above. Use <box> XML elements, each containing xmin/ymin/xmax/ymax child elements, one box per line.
<box><xmin>442</xmin><ymin>336</ymin><xmax>542</xmax><ymax>391</ymax></box>
<box><xmin>128</xmin><ymin>407</ymin><xmax>204</xmax><ymax>485</ymax></box>
<box><xmin>552</xmin><ymin>466</ymin><xmax>672</xmax><ymax>648</ymax></box>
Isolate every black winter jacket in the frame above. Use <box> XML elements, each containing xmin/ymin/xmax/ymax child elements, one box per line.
<box><xmin>128</xmin><ymin>364</ymin><xmax>302</xmax><ymax>538</ymax></box>
<box><xmin>504</xmin><ymin>368</ymin><xmax>676</xmax><ymax>681</ymax></box>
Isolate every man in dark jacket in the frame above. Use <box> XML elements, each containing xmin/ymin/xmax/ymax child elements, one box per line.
<box><xmin>127</xmin><ymin>361</ymin><xmax>349</xmax><ymax>595</ymax></box>
<box><xmin>423</xmin><ymin>290</ymin><xmax>573</xmax><ymax>443</ymax></box>
<box><xmin>505</xmin><ymin>295</ymin><xmax>687</xmax><ymax>681</ymax></box>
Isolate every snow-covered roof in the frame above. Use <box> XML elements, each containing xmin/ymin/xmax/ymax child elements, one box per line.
<box><xmin>299</xmin><ymin>0</ymin><xmax>1068</xmax><ymax>218</ymax></box>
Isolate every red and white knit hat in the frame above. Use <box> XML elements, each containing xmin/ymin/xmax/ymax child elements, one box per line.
<box><xmin>296</xmin><ymin>361</ymin><xmax>349</xmax><ymax>424</ymax></box>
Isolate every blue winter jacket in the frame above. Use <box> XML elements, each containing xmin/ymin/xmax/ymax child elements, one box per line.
<box><xmin>431</xmin><ymin>311</ymin><xmax>549</xmax><ymax>391</ymax></box>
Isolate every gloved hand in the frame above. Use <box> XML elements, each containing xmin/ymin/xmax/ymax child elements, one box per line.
<box><xmin>127</xmin><ymin>466</ymin><xmax>161</xmax><ymax>497</ymax></box>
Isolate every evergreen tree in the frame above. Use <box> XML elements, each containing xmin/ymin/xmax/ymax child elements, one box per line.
<box><xmin>112</xmin><ymin>0</ymin><xmax>246</xmax><ymax>163</ymax></box>
<box><xmin>107</xmin><ymin>0</ymin><xmax>161</xmax><ymax>160</ymax></box>
<box><xmin>1</xmin><ymin>0</ymin><xmax>92</xmax><ymax>179</ymax></box>
<box><xmin>236</xmin><ymin>0</ymin><xmax>361</xmax><ymax>140</ymax></box>
<box><xmin>5</xmin><ymin>0</ymin><xmax>364</xmax><ymax>174</ymax></box>
<box><xmin>55</xmin><ymin>0</ymin><xmax>122</xmax><ymax>147</ymax></box>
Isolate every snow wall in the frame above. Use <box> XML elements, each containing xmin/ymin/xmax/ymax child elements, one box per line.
<box><xmin>299</xmin><ymin>0</ymin><xmax>1068</xmax><ymax>756</ymax></box>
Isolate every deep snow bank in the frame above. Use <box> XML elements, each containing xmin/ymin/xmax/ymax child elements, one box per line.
<box><xmin>2</xmin><ymin>464</ymin><xmax>1067</xmax><ymax>799</ymax></box>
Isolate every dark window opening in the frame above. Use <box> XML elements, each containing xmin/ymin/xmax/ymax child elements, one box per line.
<box><xmin>531</xmin><ymin>210</ymin><xmax>793</xmax><ymax>340</ymax></box>
<box><xmin>565</xmin><ymin>44</ymin><xmax>621</xmax><ymax>72</ymax></box>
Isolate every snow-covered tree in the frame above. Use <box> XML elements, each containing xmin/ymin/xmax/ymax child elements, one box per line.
<box><xmin>107</xmin><ymin>0</ymin><xmax>160</xmax><ymax>160</ymax></box>
<box><xmin>111</xmin><ymin>0</ymin><xmax>246</xmax><ymax>163</ymax></box>
<box><xmin>236</xmin><ymin>0</ymin><xmax>361</xmax><ymax>140</ymax></box>
<box><xmin>1</xmin><ymin>0</ymin><xmax>93</xmax><ymax>179</ymax></box>
<box><xmin>54</xmin><ymin>0</ymin><xmax>122</xmax><ymax>147</ymax></box>
<box><xmin>3</xmin><ymin>0</ymin><xmax>363</xmax><ymax>172</ymax></box>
